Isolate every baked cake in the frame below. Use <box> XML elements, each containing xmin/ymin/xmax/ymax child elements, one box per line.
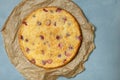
<box><xmin>18</xmin><ymin>7</ymin><xmax>82</xmax><ymax>69</ymax></box>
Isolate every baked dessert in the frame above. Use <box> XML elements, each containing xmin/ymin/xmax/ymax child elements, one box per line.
<box><xmin>18</xmin><ymin>7</ymin><xmax>82</xmax><ymax>69</ymax></box>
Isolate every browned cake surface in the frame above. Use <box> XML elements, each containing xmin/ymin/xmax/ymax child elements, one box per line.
<box><xmin>18</xmin><ymin>7</ymin><xmax>82</xmax><ymax>69</ymax></box>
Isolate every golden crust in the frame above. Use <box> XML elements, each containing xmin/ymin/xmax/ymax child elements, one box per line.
<box><xmin>18</xmin><ymin>6</ymin><xmax>82</xmax><ymax>69</ymax></box>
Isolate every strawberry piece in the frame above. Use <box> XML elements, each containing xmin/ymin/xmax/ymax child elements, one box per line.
<box><xmin>58</xmin><ymin>43</ymin><xmax>63</xmax><ymax>49</ymax></box>
<box><xmin>64</xmin><ymin>51</ymin><xmax>71</xmax><ymax>57</ymax></box>
<box><xmin>68</xmin><ymin>45</ymin><xmax>73</xmax><ymax>50</ymax></box>
<box><xmin>22</xmin><ymin>21</ymin><xmax>27</xmax><ymax>26</ymax></box>
<box><xmin>56</xmin><ymin>35</ymin><xmax>61</xmax><ymax>40</ymax></box>
<box><xmin>30</xmin><ymin>59</ymin><xmax>36</xmax><ymax>64</ymax></box>
<box><xmin>63</xmin><ymin>59</ymin><xmax>67</xmax><ymax>63</ymax></box>
<box><xmin>42</xmin><ymin>60</ymin><xmax>46</xmax><ymax>65</ymax></box>
<box><xmin>20</xmin><ymin>35</ymin><xmax>24</xmax><ymax>40</ymax></box>
<box><xmin>43</xmin><ymin>8</ymin><xmax>48</xmax><ymax>12</ymax></box>
<box><xmin>62</xmin><ymin>17</ymin><xmax>67</xmax><ymax>23</ymax></box>
<box><xmin>47</xmin><ymin>59</ymin><xmax>53</xmax><ymax>64</ymax></box>
<box><xmin>26</xmin><ymin>48</ymin><xmax>30</xmax><ymax>52</ymax></box>
<box><xmin>40</xmin><ymin>35</ymin><xmax>44</xmax><ymax>40</ymax></box>
<box><xmin>56</xmin><ymin>8</ymin><xmax>62</xmax><ymax>12</ymax></box>
<box><xmin>58</xmin><ymin>54</ymin><xmax>61</xmax><ymax>58</ymax></box>
<box><xmin>76</xmin><ymin>35</ymin><xmax>82</xmax><ymax>41</ymax></box>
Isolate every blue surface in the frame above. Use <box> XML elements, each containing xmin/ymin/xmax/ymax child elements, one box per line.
<box><xmin>0</xmin><ymin>0</ymin><xmax>120</xmax><ymax>80</ymax></box>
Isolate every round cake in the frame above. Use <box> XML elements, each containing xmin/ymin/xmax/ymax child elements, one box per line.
<box><xmin>18</xmin><ymin>7</ymin><xmax>82</xmax><ymax>69</ymax></box>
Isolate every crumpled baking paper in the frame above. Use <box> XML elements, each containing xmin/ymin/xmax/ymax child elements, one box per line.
<box><xmin>1</xmin><ymin>0</ymin><xmax>95</xmax><ymax>80</ymax></box>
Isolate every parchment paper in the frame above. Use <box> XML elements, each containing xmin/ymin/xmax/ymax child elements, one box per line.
<box><xmin>1</xmin><ymin>0</ymin><xmax>95</xmax><ymax>80</ymax></box>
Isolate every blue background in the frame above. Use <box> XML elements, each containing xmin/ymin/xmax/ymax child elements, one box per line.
<box><xmin>0</xmin><ymin>0</ymin><xmax>120</xmax><ymax>80</ymax></box>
